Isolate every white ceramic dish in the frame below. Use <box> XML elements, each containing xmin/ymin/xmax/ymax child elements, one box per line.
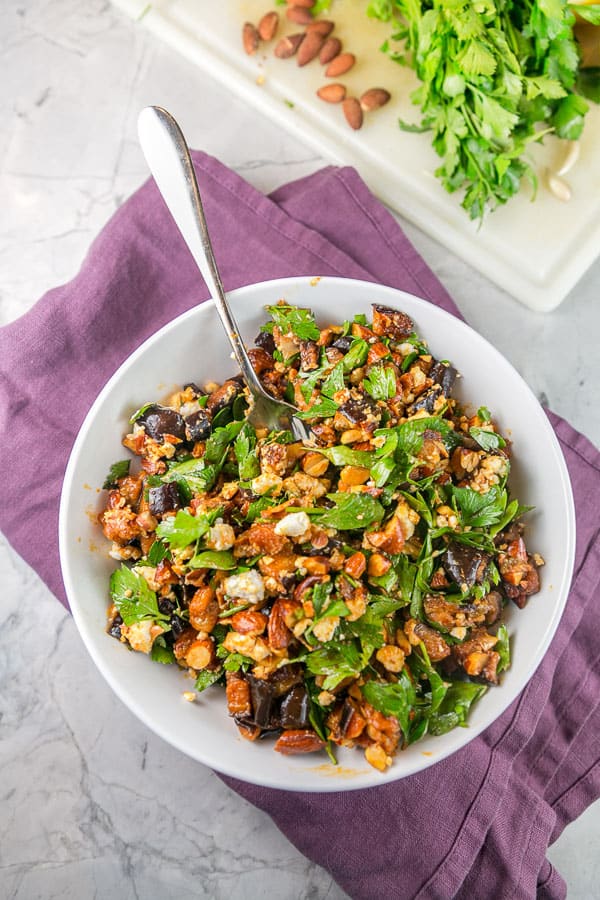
<box><xmin>59</xmin><ymin>276</ymin><xmax>575</xmax><ymax>791</ymax></box>
<box><xmin>111</xmin><ymin>0</ymin><xmax>600</xmax><ymax>311</ymax></box>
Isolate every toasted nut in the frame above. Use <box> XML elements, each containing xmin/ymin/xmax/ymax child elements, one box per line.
<box><xmin>274</xmin><ymin>32</ymin><xmax>305</xmax><ymax>58</ymax></box>
<box><xmin>376</xmin><ymin>645</ymin><xmax>405</xmax><ymax>673</ymax></box>
<box><xmin>268</xmin><ymin>598</ymin><xmax>297</xmax><ymax>649</ymax></box>
<box><xmin>258</xmin><ymin>11</ymin><xmax>279</xmax><ymax>41</ymax></box>
<box><xmin>340</xmin><ymin>428</ymin><xmax>364</xmax><ymax>444</ymax></box>
<box><xmin>365</xmin><ymin>743</ymin><xmax>392</xmax><ymax>771</ymax></box>
<box><xmin>286</xmin><ymin>5</ymin><xmax>313</xmax><ymax>24</ymax></box>
<box><xmin>182</xmin><ymin>691</ymin><xmax>196</xmax><ymax>703</ymax></box>
<box><xmin>302</xmin><ymin>450</ymin><xmax>330</xmax><ymax>477</ymax></box>
<box><xmin>306</xmin><ymin>19</ymin><xmax>334</xmax><ymax>36</ymax></box>
<box><xmin>360</xmin><ymin>88</ymin><xmax>391</xmax><ymax>111</ymax></box>
<box><xmin>343</xmin><ymin>97</ymin><xmax>363</xmax><ymax>130</ymax></box>
<box><xmin>319</xmin><ymin>36</ymin><xmax>342</xmax><ymax>64</ymax></box>
<box><xmin>316</xmin><ymin>83</ymin><xmax>346</xmax><ymax>103</ymax></box>
<box><xmin>242</xmin><ymin>22</ymin><xmax>260</xmax><ymax>55</ymax></box>
<box><xmin>339</xmin><ymin>465</ymin><xmax>370</xmax><ymax>485</ymax></box>
<box><xmin>274</xmin><ymin>729</ymin><xmax>326</xmax><ymax>755</ymax></box>
<box><xmin>185</xmin><ymin>638</ymin><xmax>214</xmax><ymax>670</ymax></box>
<box><xmin>368</xmin><ymin>553</ymin><xmax>392</xmax><ymax>577</ymax></box>
<box><xmin>297</xmin><ymin>30</ymin><xmax>324</xmax><ymax>66</ymax></box>
<box><xmin>286</xmin><ymin>0</ymin><xmax>315</xmax><ymax>6</ymax></box>
<box><xmin>325</xmin><ymin>52</ymin><xmax>356</xmax><ymax>77</ymax></box>
<box><xmin>344</xmin><ymin>551</ymin><xmax>367</xmax><ymax>578</ymax></box>
<box><xmin>226</xmin><ymin>672</ymin><xmax>251</xmax><ymax>716</ymax></box>
<box><xmin>230</xmin><ymin>610</ymin><xmax>268</xmax><ymax>636</ymax></box>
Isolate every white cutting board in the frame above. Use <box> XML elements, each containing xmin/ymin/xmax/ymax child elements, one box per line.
<box><xmin>113</xmin><ymin>0</ymin><xmax>600</xmax><ymax>310</ymax></box>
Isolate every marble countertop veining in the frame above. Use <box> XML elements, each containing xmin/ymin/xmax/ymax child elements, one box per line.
<box><xmin>1</xmin><ymin>2</ymin><xmax>599</xmax><ymax>898</ymax></box>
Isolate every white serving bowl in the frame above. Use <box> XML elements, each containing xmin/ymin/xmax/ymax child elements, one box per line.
<box><xmin>59</xmin><ymin>276</ymin><xmax>575</xmax><ymax>791</ymax></box>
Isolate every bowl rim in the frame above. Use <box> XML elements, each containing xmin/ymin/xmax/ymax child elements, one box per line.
<box><xmin>59</xmin><ymin>275</ymin><xmax>576</xmax><ymax>791</ymax></box>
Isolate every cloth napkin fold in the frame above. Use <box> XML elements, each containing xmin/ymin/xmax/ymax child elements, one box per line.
<box><xmin>1</xmin><ymin>152</ymin><xmax>599</xmax><ymax>899</ymax></box>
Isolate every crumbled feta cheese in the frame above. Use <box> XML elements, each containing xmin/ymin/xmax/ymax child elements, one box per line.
<box><xmin>274</xmin><ymin>511</ymin><xmax>311</xmax><ymax>538</ymax></box>
<box><xmin>206</xmin><ymin>522</ymin><xmax>236</xmax><ymax>551</ymax></box>
<box><xmin>223</xmin><ymin>569</ymin><xmax>265</xmax><ymax>604</ymax></box>
<box><xmin>121</xmin><ymin>620</ymin><xmax>163</xmax><ymax>654</ymax></box>
<box><xmin>251</xmin><ymin>472</ymin><xmax>283</xmax><ymax>496</ymax></box>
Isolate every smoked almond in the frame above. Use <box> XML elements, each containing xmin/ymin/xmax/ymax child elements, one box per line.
<box><xmin>286</xmin><ymin>5</ymin><xmax>313</xmax><ymax>24</ymax></box>
<box><xmin>257</xmin><ymin>11</ymin><xmax>279</xmax><ymax>41</ymax></box>
<box><xmin>360</xmin><ymin>87</ymin><xmax>391</xmax><ymax>111</ymax></box>
<box><xmin>297</xmin><ymin>30</ymin><xmax>324</xmax><ymax>66</ymax></box>
<box><xmin>274</xmin><ymin>729</ymin><xmax>326</xmax><ymax>755</ymax></box>
<box><xmin>242</xmin><ymin>22</ymin><xmax>260</xmax><ymax>55</ymax></box>
<box><xmin>306</xmin><ymin>19</ymin><xmax>334</xmax><ymax>36</ymax></box>
<box><xmin>343</xmin><ymin>96</ymin><xmax>363</xmax><ymax>130</ymax></box>
<box><xmin>325</xmin><ymin>52</ymin><xmax>356</xmax><ymax>77</ymax></box>
<box><xmin>319</xmin><ymin>36</ymin><xmax>341</xmax><ymax>64</ymax></box>
<box><xmin>274</xmin><ymin>32</ymin><xmax>305</xmax><ymax>58</ymax></box>
<box><xmin>316</xmin><ymin>82</ymin><xmax>346</xmax><ymax>103</ymax></box>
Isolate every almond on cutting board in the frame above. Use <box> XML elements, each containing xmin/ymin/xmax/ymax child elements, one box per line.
<box><xmin>360</xmin><ymin>88</ymin><xmax>391</xmax><ymax>111</ymax></box>
<box><xmin>274</xmin><ymin>33</ymin><xmax>305</xmax><ymax>58</ymax></box>
<box><xmin>297</xmin><ymin>30</ymin><xmax>325</xmax><ymax>66</ymax></box>
<box><xmin>319</xmin><ymin>37</ymin><xmax>342</xmax><ymax>65</ymax></box>
<box><xmin>343</xmin><ymin>97</ymin><xmax>363</xmax><ymax>130</ymax></box>
<box><xmin>286</xmin><ymin>5</ymin><xmax>313</xmax><ymax>24</ymax></box>
<box><xmin>306</xmin><ymin>20</ymin><xmax>335</xmax><ymax>37</ymax></box>
<box><xmin>325</xmin><ymin>52</ymin><xmax>356</xmax><ymax>77</ymax></box>
<box><xmin>257</xmin><ymin>11</ymin><xmax>279</xmax><ymax>42</ymax></box>
<box><xmin>317</xmin><ymin>83</ymin><xmax>346</xmax><ymax>103</ymax></box>
<box><xmin>242</xmin><ymin>22</ymin><xmax>260</xmax><ymax>55</ymax></box>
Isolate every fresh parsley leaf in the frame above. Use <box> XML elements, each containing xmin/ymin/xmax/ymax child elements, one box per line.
<box><xmin>363</xmin><ymin>365</ymin><xmax>397</xmax><ymax>400</ymax></box>
<box><xmin>102</xmin><ymin>459</ymin><xmax>130</xmax><ymax>490</ymax></box>
<box><xmin>469</xmin><ymin>427</ymin><xmax>506</xmax><ymax>451</ymax></box>
<box><xmin>361</xmin><ymin>671</ymin><xmax>416</xmax><ymax>741</ymax></box>
<box><xmin>222</xmin><ymin>652</ymin><xmax>254</xmax><ymax>672</ymax></box>
<box><xmin>128</xmin><ymin>402</ymin><xmax>153</xmax><ymax>425</ymax></box>
<box><xmin>428</xmin><ymin>682</ymin><xmax>487</xmax><ymax>736</ymax></box>
<box><xmin>156</xmin><ymin>509</ymin><xmax>215</xmax><ymax>549</ymax></box>
<box><xmin>151</xmin><ymin>635</ymin><xmax>176</xmax><ymax>664</ymax></box>
<box><xmin>109</xmin><ymin>564</ymin><xmax>166</xmax><ymax>626</ymax></box>
<box><xmin>296</xmin><ymin>397</ymin><xmax>339</xmax><ymax>420</ymax></box>
<box><xmin>320</xmin><ymin>361</ymin><xmax>345</xmax><ymax>398</ymax></box>
<box><xmin>495</xmin><ymin>624</ymin><xmax>511</xmax><ymax>673</ymax></box>
<box><xmin>195</xmin><ymin>669</ymin><xmax>223</xmax><ymax>692</ymax></box>
<box><xmin>317</xmin><ymin>492</ymin><xmax>384</xmax><ymax>530</ymax></box>
<box><xmin>188</xmin><ymin>550</ymin><xmax>236</xmax><ymax>570</ymax></box>
<box><xmin>317</xmin><ymin>445</ymin><xmax>374</xmax><ymax>468</ymax></box>
<box><xmin>147</xmin><ymin>539</ymin><xmax>171</xmax><ymax>566</ymax></box>
<box><xmin>452</xmin><ymin>485</ymin><xmax>507</xmax><ymax>528</ymax></box>
<box><xmin>305</xmin><ymin>641</ymin><xmax>364</xmax><ymax>692</ymax></box>
<box><xmin>342</xmin><ymin>339</ymin><xmax>369</xmax><ymax>373</ymax></box>
<box><xmin>265</xmin><ymin>303</ymin><xmax>320</xmax><ymax>341</ymax></box>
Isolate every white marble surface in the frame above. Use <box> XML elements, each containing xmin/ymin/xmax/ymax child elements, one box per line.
<box><xmin>1</xmin><ymin>1</ymin><xmax>599</xmax><ymax>898</ymax></box>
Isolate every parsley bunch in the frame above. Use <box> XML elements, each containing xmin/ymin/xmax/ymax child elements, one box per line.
<box><xmin>369</xmin><ymin>0</ymin><xmax>593</xmax><ymax>219</ymax></box>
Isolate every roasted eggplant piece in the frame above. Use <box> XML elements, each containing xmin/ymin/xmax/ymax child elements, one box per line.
<box><xmin>184</xmin><ymin>410</ymin><xmax>211</xmax><ymax>442</ymax></box>
<box><xmin>206</xmin><ymin>380</ymin><xmax>243</xmax><ymax>415</ymax></box>
<box><xmin>371</xmin><ymin>304</ymin><xmax>413</xmax><ymax>339</ymax></box>
<box><xmin>137</xmin><ymin>404</ymin><xmax>186</xmax><ymax>442</ymax></box>
<box><xmin>279</xmin><ymin>685</ymin><xmax>311</xmax><ymax>729</ymax></box>
<box><xmin>148</xmin><ymin>481</ymin><xmax>181</xmax><ymax>516</ymax></box>
<box><xmin>442</xmin><ymin>542</ymin><xmax>491</xmax><ymax>589</ymax></box>
<box><xmin>429</xmin><ymin>361</ymin><xmax>457</xmax><ymax>396</ymax></box>
<box><xmin>406</xmin><ymin>386</ymin><xmax>442</xmax><ymax>416</ymax></box>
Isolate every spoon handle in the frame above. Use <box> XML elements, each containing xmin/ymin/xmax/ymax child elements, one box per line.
<box><xmin>137</xmin><ymin>106</ymin><xmax>264</xmax><ymax>397</ymax></box>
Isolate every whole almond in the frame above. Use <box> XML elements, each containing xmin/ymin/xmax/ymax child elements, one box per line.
<box><xmin>343</xmin><ymin>97</ymin><xmax>363</xmax><ymax>130</ymax></box>
<box><xmin>306</xmin><ymin>20</ymin><xmax>334</xmax><ymax>37</ymax></box>
<box><xmin>258</xmin><ymin>11</ymin><xmax>279</xmax><ymax>41</ymax></box>
<box><xmin>242</xmin><ymin>22</ymin><xmax>260</xmax><ymax>55</ymax></box>
<box><xmin>325</xmin><ymin>52</ymin><xmax>356</xmax><ymax>77</ymax></box>
<box><xmin>360</xmin><ymin>87</ymin><xmax>391</xmax><ymax>111</ymax></box>
<box><xmin>316</xmin><ymin>83</ymin><xmax>346</xmax><ymax>103</ymax></box>
<box><xmin>319</xmin><ymin>36</ymin><xmax>341</xmax><ymax>64</ymax></box>
<box><xmin>286</xmin><ymin>0</ymin><xmax>315</xmax><ymax>6</ymax></box>
<box><xmin>297</xmin><ymin>30</ymin><xmax>324</xmax><ymax>66</ymax></box>
<box><xmin>286</xmin><ymin>5</ymin><xmax>313</xmax><ymax>24</ymax></box>
<box><xmin>274</xmin><ymin>32</ymin><xmax>305</xmax><ymax>58</ymax></box>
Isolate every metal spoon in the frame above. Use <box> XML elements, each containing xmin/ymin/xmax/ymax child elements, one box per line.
<box><xmin>137</xmin><ymin>105</ymin><xmax>310</xmax><ymax>442</ymax></box>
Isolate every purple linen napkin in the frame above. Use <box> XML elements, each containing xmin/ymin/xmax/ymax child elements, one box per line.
<box><xmin>1</xmin><ymin>152</ymin><xmax>599</xmax><ymax>899</ymax></box>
